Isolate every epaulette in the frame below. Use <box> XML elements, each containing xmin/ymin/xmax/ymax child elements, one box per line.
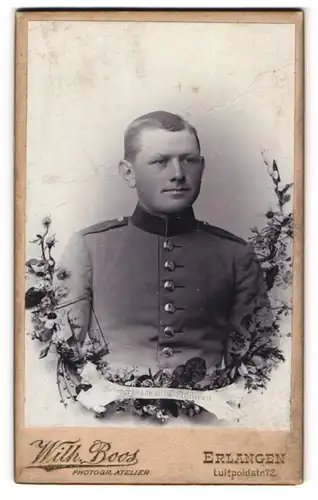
<box><xmin>198</xmin><ymin>220</ymin><xmax>247</xmax><ymax>245</ymax></box>
<box><xmin>80</xmin><ymin>217</ymin><xmax>129</xmax><ymax>236</ymax></box>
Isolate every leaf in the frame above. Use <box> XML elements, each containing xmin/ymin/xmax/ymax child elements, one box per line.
<box><xmin>75</xmin><ymin>383</ymin><xmax>93</xmax><ymax>394</ymax></box>
<box><xmin>26</xmin><ymin>258</ymin><xmax>40</xmax><ymax>267</ymax></box>
<box><xmin>281</xmin><ymin>182</ymin><xmax>293</xmax><ymax>194</ymax></box>
<box><xmin>153</xmin><ymin>369</ymin><xmax>164</xmax><ymax>383</ymax></box>
<box><xmin>262</xmin><ymin>151</ymin><xmax>269</xmax><ymax>166</ymax></box>
<box><xmin>265</xmin><ymin>265</ymin><xmax>279</xmax><ymax>290</ymax></box>
<box><xmin>272</xmin><ymin>159</ymin><xmax>278</xmax><ymax>171</ymax></box>
<box><xmin>39</xmin><ymin>344</ymin><xmax>50</xmax><ymax>359</ymax></box>
<box><xmin>252</xmin><ymin>355</ymin><xmax>264</xmax><ymax>367</ymax></box>
<box><xmin>25</xmin><ymin>287</ymin><xmax>46</xmax><ymax>309</ymax></box>
<box><xmin>183</xmin><ymin>357</ymin><xmax>207</xmax><ymax>384</ymax></box>
<box><xmin>238</xmin><ymin>362</ymin><xmax>249</xmax><ymax>376</ymax></box>
<box><xmin>282</xmin><ymin>193</ymin><xmax>291</xmax><ymax>203</ymax></box>
<box><xmin>171</xmin><ymin>365</ymin><xmax>186</xmax><ymax>385</ymax></box>
<box><xmin>136</xmin><ymin>374</ymin><xmax>153</xmax><ymax>387</ymax></box>
<box><xmin>272</xmin><ymin>160</ymin><xmax>281</xmax><ymax>183</ymax></box>
<box><xmin>163</xmin><ymin>400</ymin><xmax>179</xmax><ymax>417</ymax></box>
<box><xmin>153</xmin><ymin>369</ymin><xmax>172</xmax><ymax>388</ymax></box>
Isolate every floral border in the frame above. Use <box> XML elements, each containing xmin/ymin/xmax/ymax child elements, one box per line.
<box><xmin>25</xmin><ymin>156</ymin><xmax>293</xmax><ymax>423</ymax></box>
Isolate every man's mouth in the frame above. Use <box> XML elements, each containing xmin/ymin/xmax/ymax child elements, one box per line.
<box><xmin>162</xmin><ymin>187</ymin><xmax>190</xmax><ymax>193</ymax></box>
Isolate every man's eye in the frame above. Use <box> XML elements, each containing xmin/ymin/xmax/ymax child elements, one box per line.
<box><xmin>183</xmin><ymin>156</ymin><xmax>200</xmax><ymax>164</ymax></box>
<box><xmin>151</xmin><ymin>158</ymin><xmax>166</xmax><ymax>165</ymax></box>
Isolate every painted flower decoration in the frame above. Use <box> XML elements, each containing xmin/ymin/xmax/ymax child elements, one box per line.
<box><xmin>46</xmin><ymin>235</ymin><xmax>56</xmax><ymax>248</ymax></box>
<box><xmin>25</xmin><ymin>287</ymin><xmax>46</xmax><ymax>309</ymax></box>
<box><xmin>42</xmin><ymin>216</ymin><xmax>52</xmax><ymax>227</ymax></box>
<box><xmin>56</xmin><ymin>268</ymin><xmax>71</xmax><ymax>280</ymax></box>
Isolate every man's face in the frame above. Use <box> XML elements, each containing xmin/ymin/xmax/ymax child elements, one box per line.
<box><xmin>128</xmin><ymin>127</ymin><xmax>205</xmax><ymax>215</ymax></box>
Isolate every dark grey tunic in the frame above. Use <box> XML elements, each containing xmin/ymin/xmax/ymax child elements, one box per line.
<box><xmin>58</xmin><ymin>205</ymin><xmax>271</xmax><ymax>375</ymax></box>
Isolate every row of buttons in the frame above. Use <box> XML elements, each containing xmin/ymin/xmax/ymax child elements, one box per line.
<box><xmin>162</xmin><ymin>240</ymin><xmax>179</xmax><ymax>357</ymax></box>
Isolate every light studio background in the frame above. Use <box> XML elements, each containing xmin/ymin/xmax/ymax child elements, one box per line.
<box><xmin>25</xmin><ymin>21</ymin><xmax>295</xmax><ymax>428</ymax></box>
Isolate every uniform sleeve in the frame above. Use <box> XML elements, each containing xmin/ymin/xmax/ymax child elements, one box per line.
<box><xmin>225</xmin><ymin>244</ymin><xmax>274</xmax><ymax>364</ymax></box>
<box><xmin>231</xmin><ymin>245</ymin><xmax>272</xmax><ymax>327</ymax></box>
<box><xmin>54</xmin><ymin>232</ymin><xmax>92</xmax><ymax>344</ymax></box>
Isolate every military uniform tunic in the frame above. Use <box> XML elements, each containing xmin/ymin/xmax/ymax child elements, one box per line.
<box><xmin>59</xmin><ymin>205</ymin><xmax>270</xmax><ymax>375</ymax></box>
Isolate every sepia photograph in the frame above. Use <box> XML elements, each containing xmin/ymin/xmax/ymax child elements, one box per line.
<box><xmin>15</xmin><ymin>10</ymin><xmax>303</xmax><ymax>484</ymax></box>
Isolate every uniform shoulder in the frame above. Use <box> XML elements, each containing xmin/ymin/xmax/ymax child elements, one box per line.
<box><xmin>197</xmin><ymin>220</ymin><xmax>247</xmax><ymax>245</ymax></box>
<box><xmin>79</xmin><ymin>217</ymin><xmax>129</xmax><ymax>237</ymax></box>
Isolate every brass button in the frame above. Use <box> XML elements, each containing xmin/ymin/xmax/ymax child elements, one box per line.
<box><xmin>163</xmin><ymin>240</ymin><xmax>174</xmax><ymax>251</ymax></box>
<box><xmin>164</xmin><ymin>280</ymin><xmax>175</xmax><ymax>292</ymax></box>
<box><xmin>164</xmin><ymin>303</ymin><xmax>175</xmax><ymax>314</ymax></box>
<box><xmin>164</xmin><ymin>261</ymin><xmax>175</xmax><ymax>272</ymax></box>
<box><xmin>164</xmin><ymin>326</ymin><xmax>175</xmax><ymax>338</ymax></box>
<box><xmin>162</xmin><ymin>347</ymin><xmax>174</xmax><ymax>357</ymax></box>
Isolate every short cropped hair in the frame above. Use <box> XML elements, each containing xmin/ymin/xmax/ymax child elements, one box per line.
<box><xmin>124</xmin><ymin>110</ymin><xmax>201</xmax><ymax>161</ymax></box>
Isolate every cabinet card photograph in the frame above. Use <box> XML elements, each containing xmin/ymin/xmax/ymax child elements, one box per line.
<box><xmin>15</xmin><ymin>10</ymin><xmax>304</xmax><ymax>484</ymax></box>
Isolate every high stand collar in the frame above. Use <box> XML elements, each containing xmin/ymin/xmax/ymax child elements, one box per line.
<box><xmin>131</xmin><ymin>204</ymin><xmax>197</xmax><ymax>237</ymax></box>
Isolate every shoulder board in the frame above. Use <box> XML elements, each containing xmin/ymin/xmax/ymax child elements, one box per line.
<box><xmin>198</xmin><ymin>221</ymin><xmax>247</xmax><ymax>245</ymax></box>
<box><xmin>80</xmin><ymin>217</ymin><xmax>129</xmax><ymax>236</ymax></box>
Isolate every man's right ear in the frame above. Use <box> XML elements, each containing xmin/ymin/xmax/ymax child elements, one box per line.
<box><xmin>119</xmin><ymin>160</ymin><xmax>136</xmax><ymax>188</ymax></box>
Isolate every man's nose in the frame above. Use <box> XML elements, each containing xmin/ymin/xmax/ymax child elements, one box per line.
<box><xmin>170</xmin><ymin>158</ymin><xmax>185</xmax><ymax>181</ymax></box>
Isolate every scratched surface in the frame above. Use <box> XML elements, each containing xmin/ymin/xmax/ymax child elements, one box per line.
<box><xmin>25</xmin><ymin>21</ymin><xmax>295</xmax><ymax>429</ymax></box>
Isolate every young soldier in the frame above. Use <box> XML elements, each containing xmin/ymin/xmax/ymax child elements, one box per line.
<box><xmin>59</xmin><ymin>111</ymin><xmax>271</xmax><ymax>377</ymax></box>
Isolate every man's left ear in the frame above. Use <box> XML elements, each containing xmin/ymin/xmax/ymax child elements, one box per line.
<box><xmin>119</xmin><ymin>160</ymin><xmax>136</xmax><ymax>188</ymax></box>
<box><xmin>201</xmin><ymin>156</ymin><xmax>205</xmax><ymax>172</ymax></box>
